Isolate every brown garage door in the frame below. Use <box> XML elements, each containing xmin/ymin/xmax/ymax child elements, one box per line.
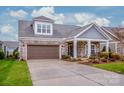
<box><xmin>27</xmin><ymin>45</ymin><xmax>59</xmax><ymax>59</ymax></box>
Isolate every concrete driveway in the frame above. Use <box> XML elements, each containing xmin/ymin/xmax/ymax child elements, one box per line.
<box><xmin>27</xmin><ymin>59</ymin><xmax>124</xmax><ymax>86</ymax></box>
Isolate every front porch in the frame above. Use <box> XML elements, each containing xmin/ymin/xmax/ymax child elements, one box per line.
<box><xmin>65</xmin><ymin>38</ymin><xmax>109</xmax><ymax>58</ymax></box>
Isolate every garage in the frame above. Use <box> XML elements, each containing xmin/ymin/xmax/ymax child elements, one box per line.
<box><xmin>27</xmin><ymin>45</ymin><xmax>59</xmax><ymax>59</ymax></box>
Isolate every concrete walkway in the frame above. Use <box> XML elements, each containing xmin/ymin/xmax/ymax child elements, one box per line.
<box><xmin>27</xmin><ymin>59</ymin><xmax>124</xmax><ymax>86</ymax></box>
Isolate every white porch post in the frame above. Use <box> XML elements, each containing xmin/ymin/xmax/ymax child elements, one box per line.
<box><xmin>73</xmin><ymin>38</ymin><xmax>77</xmax><ymax>58</ymax></box>
<box><xmin>115</xmin><ymin>42</ymin><xmax>118</xmax><ymax>53</ymax></box>
<box><xmin>87</xmin><ymin>40</ymin><xmax>91</xmax><ymax>57</ymax></box>
<box><xmin>106</xmin><ymin>41</ymin><xmax>109</xmax><ymax>52</ymax></box>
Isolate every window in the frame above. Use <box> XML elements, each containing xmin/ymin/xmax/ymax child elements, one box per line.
<box><xmin>35</xmin><ymin>22</ymin><xmax>52</xmax><ymax>35</ymax></box>
<box><xmin>42</xmin><ymin>24</ymin><xmax>46</xmax><ymax>33</ymax></box>
<box><xmin>85</xmin><ymin>44</ymin><xmax>96</xmax><ymax>56</ymax></box>
<box><xmin>37</xmin><ymin>24</ymin><xmax>41</xmax><ymax>33</ymax></box>
<box><xmin>47</xmin><ymin>25</ymin><xmax>51</xmax><ymax>33</ymax></box>
<box><xmin>91</xmin><ymin>44</ymin><xmax>96</xmax><ymax>55</ymax></box>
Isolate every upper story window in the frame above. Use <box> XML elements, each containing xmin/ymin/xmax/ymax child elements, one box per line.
<box><xmin>34</xmin><ymin>21</ymin><xmax>53</xmax><ymax>35</ymax></box>
<box><xmin>37</xmin><ymin>24</ymin><xmax>41</xmax><ymax>33</ymax></box>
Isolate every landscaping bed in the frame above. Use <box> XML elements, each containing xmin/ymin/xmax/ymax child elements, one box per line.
<box><xmin>0</xmin><ymin>59</ymin><xmax>32</xmax><ymax>86</ymax></box>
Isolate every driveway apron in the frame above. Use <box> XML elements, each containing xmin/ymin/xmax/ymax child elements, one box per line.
<box><xmin>27</xmin><ymin>59</ymin><xmax>124</xmax><ymax>86</ymax></box>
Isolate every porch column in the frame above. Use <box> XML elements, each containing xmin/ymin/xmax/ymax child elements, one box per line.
<box><xmin>115</xmin><ymin>42</ymin><xmax>118</xmax><ymax>53</ymax></box>
<box><xmin>73</xmin><ymin>38</ymin><xmax>77</xmax><ymax>58</ymax></box>
<box><xmin>87</xmin><ymin>40</ymin><xmax>91</xmax><ymax>57</ymax></box>
<box><xmin>106</xmin><ymin>41</ymin><xmax>109</xmax><ymax>52</ymax></box>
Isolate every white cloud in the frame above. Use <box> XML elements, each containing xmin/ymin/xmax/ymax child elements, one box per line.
<box><xmin>0</xmin><ymin>24</ymin><xmax>14</xmax><ymax>33</ymax></box>
<box><xmin>31</xmin><ymin>6</ymin><xmax>65</xmax><ymax>24</ymax></box>
<box><xmin>74</xmin><ymin>13</ymin><xmax>110</xmax><ymax>26</ymax></box>
<box><xmin>0</xmin><ymin>24</ymin><xmax>18</xmax><ymax>41</ymax></box>
<box><xmin>120</xmin><ymin>21</ymin><xmax>124</xmax><ymax>27</ymax></box>
<box><xmin>9</xmin><ymin>9</ymin><xmax>28</xmax><ymax>19</ymax></box>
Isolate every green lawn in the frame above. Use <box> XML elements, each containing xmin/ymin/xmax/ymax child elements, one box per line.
<box><xmin>0</xmin><ymin>59</ymin><xmax>32</xmax><ymax>86</ymax></box>
<box><xmin>93</xmin><ymin>62</ymin><xmax>124</xmax><ymax>75</ymax></box>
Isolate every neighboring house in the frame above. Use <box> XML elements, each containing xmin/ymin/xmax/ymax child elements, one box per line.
<box><xmin>2</xmin><ymin>41</ymin><xmax>19</xmax><ymax>56</ymax></box>
<box><xmin>19</xmin><ymin>16</ymin><xmax>122</xmax><ymax>60</ymax></box>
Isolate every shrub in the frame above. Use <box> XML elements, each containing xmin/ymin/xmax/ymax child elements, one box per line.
<box><xmin>92</xmin><ymin>58</ymin><xmax>100</xmax><ymax>64</ymax></box>
<box><xmin>89</xmin><ymin>55</ymin><xmax>96</xmax><ymax>60</ymax></box>
<box><xmin>111</xmin><ymin>53</ymin><xmax>121</xmax><ymax>60</ymax></box>
<box><xmin>102</xmin><ymin>46</ymin><xmax>111</xmax><ymax>52</ymax></box>
<box><xmin>0</xmin><ymin>49</ymin><xmax>5</xmax><ymax>59</ymax></box>
<box><xmin>99</xmin><ymin>52</ymin><xmax>109</xmax><ymax>59</ymax></box>
<box><xmin>77</xmin><ymin>58</ymin><xmax>82</xmax><ymax>61</ymax></box>
<box><xmin>13</xmin><ymin>48</ymin><xmax>19</xmax><ymax>59</ymax></box>
<box><xmin>70</xmin><ymin>58</ymin><xmax>77</xmax><ymax>62</ymax></box>
<box><xmin>61</xmin><ymin>55</ymin><xmax>70</xmax><ymax>59</ymax></box>
<box><xmin>100</xmin><ymin>57</ymin><xmax>107</xmax><ymax>62</ymax></box>
<box><xmin>109</xmin><ymin>58</ymin><xmax>116</xmax><ymax>62</ymax></box>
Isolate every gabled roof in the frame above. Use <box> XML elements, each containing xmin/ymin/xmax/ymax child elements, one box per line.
<box><xmin>33</xmin><ymin>16</ymin><xmax>54</xmax><ymax>23</ymax></box>
<box><xmin>19</xmin><ymin>20</ymin><xmax>82</xmax><ymax>38</ymax></box>
<box><xmin>19</xmin><ymin>16</ymin><xmax>120</xmax><ymax>41</ymax></box>
<box><xmin>76</xmin><ymin>23</ymin><xmax>111</xmax><ymax>40</ymax></box>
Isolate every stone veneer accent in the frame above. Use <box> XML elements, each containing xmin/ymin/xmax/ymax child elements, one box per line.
<box><xmin>19</xmin><ymin>39</ymin><xmax>61</xmax><ymax>60</ymax></box>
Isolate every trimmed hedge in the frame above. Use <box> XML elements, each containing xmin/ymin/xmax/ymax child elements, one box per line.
<box><xmin>0</xmin><ymin>49</ymin><xmax>5</xmax><ymax>59</ymax></box>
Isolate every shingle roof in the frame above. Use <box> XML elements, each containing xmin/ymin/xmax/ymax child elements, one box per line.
<box><xmin>33</xmin><ymin>16</ymin><xmax>54</xmax><ymax>23</ymax></box>
<box><xmin>19</xmin><ymin>20</ymin><xmax>84</xmax><ymax>38</ymax></box>
<box><xmin>19</xmin><ymin>16</ymin><xmax>120</xmax><ymax>41</ymax></box>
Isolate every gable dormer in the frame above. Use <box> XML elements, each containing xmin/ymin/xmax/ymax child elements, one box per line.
<box><xmin>33</xmin><ymin>16</ymin><xmax>54</xmax><ymax>35</ymax></box>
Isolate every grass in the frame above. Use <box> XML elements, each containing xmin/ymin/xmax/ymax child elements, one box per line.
<box><xmin>93</xmin><ymin>61</ymin><xmax>124</xmax><ymax>75</ymax></box>
<box><xmin>0</xmin><ymin>59</ymin><xmax>32</xmax><ymax>86</ymax></box>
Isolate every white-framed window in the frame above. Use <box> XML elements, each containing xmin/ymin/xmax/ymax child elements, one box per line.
<box><xmin>85</xmin><ymin>44</ymin><xmax>96</xmax><ymax>56</ymax></box>
<box><xmin>34</xmin><ymin>21</ymin><xmax>53</xmax><ymax>35</ymax></box>
<box><xmin>91</xmin><ymin>44</ymin><xmax>96</xmax><ymax>55</ymax></box>
<box><xmin>37</xmin><ymin>24</ymin><xmax>41</xmax><ymax>33</ymax></box>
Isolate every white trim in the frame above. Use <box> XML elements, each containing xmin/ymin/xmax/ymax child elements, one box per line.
<box><xmin>73</xmin><ymin>37</ymin><xmax>77</xmax><ymax>58</ymax></box>
<box><xmin>101</xmin><ymin>27</ymin><xmax>119</xmax><ymax>40</ymax></box>
<box><xmin>34</xmin><ymin>21</ymin><xmax>53</xmax><ymax>35</ymax></box>
<box><xmin>91</xmin><ymin>44</ymin><xmax>97</xmax><ymax>55</ymax></box>
<box><xmin>75</xmin><ymin>23</ymin><xmax>93</xmax><ymax>38</ymax></box>
<box><xmin>87</xmin><ymin>40</ymin><xmax>91</xmax><ymax>57</ymax></box>
<box><xmin>106</xmin><ymin>41</ymin><xmax>109</xmax><ymax>52</ymax></box>
<box><xmin>93</xmin><ymin>24</ymin><xmax>112</xmax><ymax>40</ymax></box>
<box><xmin>59</xmin><ymin>44</ymin><xmax>62</xmax><ymax>59</ymax></box>
<box><xmin>19</xmin><ymin>37</ymin><xmax>64</xmax><ymax>42</ymax></box>
<box><xmin>115</xmin><ymin>42</ymin><xmax>118</xmax><ymax>53</ymax></box>
<box><xmin>74</xmin><ymin>23</ymin><xmax>112</xmax><ymax>41</ymax></box>
<box><xmin>85</xmin><ymin>43</ymin><xmax>96</xmax><ymax>57</ymax></box>
<box><xmin>76</xmin><ymin>38</ymin><xmax>108</xmax><ymax>42</ymax></box>
<box><xmin>109</xmin><ymin>41</ymin><xmax>119</xmax><ymax>43</ymax></box>
<box><xmin>100</xmin><ymin>41</ymin><xmax>119</xmax><ymax>44</ymax></box>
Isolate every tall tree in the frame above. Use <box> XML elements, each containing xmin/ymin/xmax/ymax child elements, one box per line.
<box><xmin>113</xmin><ymin>28</ymin><xmax>124</xmax><ymax>57</ymax></box>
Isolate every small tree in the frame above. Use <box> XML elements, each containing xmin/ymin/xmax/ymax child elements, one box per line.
<box><xmin>13</xmin><ymin>48</ymin><xmax>19</xmax><ymax>59</ymax></box>
<box><xmin>0</xmin><ymin>49</ymin><xmax>5</xmax><ymax>59</ymax></box>
<box><xmin>114</xmin><ymin>28</ymin><xmax>124</xmax><ymax>61</ymax></box>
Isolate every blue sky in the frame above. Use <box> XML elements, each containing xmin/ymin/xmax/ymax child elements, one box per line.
<box><xmin>0</xmin><ymin>6</ymin><xmax>124</xmax><ymax>41</ymax></box>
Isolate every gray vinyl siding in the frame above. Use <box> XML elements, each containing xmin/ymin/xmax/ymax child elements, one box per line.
<box><xmin>77</xmin><ymin>26</ymin><xmax>108</xmax><ymax>40</ymax></box>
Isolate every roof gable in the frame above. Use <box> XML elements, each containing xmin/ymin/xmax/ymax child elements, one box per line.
<box><xmin>33</xmin><ymin>16</ymin><xmax>54</xmax><ymax>23</ymax></box>
<box><xmin>75</xmin><ymin>23</ymin><xmax>111</xmax><ymax>40</ymax></box>
<box><xmin>77</xmin><ymin>25</ymin><xmax>109</xmax><ymax>40</ymax></box>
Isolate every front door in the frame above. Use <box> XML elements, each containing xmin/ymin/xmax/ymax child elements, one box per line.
<box><xmin>68</xmin><ymin>42</ymin><xmax>73</xmax><ymax>57</ymax></box>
